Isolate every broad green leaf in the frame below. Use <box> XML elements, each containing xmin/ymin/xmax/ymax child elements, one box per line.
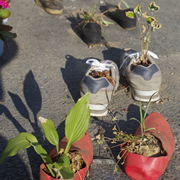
<box><xmin>27</xmin><ymin>138</ymin><xmax>55</xmax><ymax>177</ymax></box>
<box><xmin>0</xmin><ymin>132</ymin><xmax>37</xmax><ymax>164</ymax></box>
<box><xmin>39</xmin><ymin>116</ymin><xmax>59</xmax><ymax>153</ymax></box>
<box><xmin>60</xmin><ymin>167</ymin><xmax>74</xmax><ymax>180</ymax></box>
<box><xmin>0</xmin><ymin>30</ymin><xmax>17</xmax><ymax>39</ymax></box>
<box><xmin>64</xmin><ymin>93</ymin><xmax>90</xmax><ymax>154</ymax></box>
<box><xmin>0</xmin><ymin>9</ymin><xmax>11</xmax><ymax>19</ymax></box>
<box><xmin>102</xmin><ymin>20</ymin><xmax>114</xmax><ymax>26</ymax></box>
<box><xmin>125</xmin><ymin>11</ymin><xmax>135</xmax><ymax>19</ymax></box>
<box><xmin>56</xmin><ymin>154</ymin><xmax>70</xmax><ymax>167</ymax></box>
<box><xmin>52</xmin><ymin>154</ymin><xmax>74</xmax><ymax>179</ymax></box>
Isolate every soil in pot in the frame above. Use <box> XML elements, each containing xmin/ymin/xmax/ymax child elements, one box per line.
<box><xmin>121</xmin><ymin>112</ymin><xmax>175</xmax><ymax>180</ymax></box>
<box><xmin>43</xmin><ymin>150</ymin><xmax>86</xmax><ymax>179</ymax></box>
<box><xmin>121</xmin><ymin>133</ymin><xmax>165</xmax><ymax>158</ymax></box>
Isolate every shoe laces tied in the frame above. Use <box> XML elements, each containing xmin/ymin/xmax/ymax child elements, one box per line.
<box><xmin>86</xmin><ymin>59</ymin><xmax>115</xmax><ymax>71</ymax></box>
<box><xmin>119</xmin><ymin>50</ymin><xmax>159</xmax><ymax>69</ymax></box>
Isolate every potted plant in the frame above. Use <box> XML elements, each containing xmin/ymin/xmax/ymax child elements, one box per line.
<box><xmin>119</xmin><ymin>1</ymin><xmax>162</xmax><ymax>102</ymax></box>
<box><xmin>0</xmin><ymin>93</ymin><xmax>93</xmax><ymax>180</ymax></box>
<box><xmin>102</xmin><ymin>0</ymin><xmax>136</xmax><ymax>30</ymax></box>
<box><xmin>0</xmin><ymin>0</ymin><xmax>17</xmax><ymax>56</ymax></box>
<box><xmin>78</xmin><ymin>4</ymin><xmax>113</xmax><ymax>48</ymax></box>
<box><xmin>97</xmin><ymin>94</ymin><xmax>175</xmax><ymax>180</ymax></box>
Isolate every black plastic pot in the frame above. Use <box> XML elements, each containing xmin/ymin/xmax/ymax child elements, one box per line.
<box><xmin>105</xmin><ymin>8</ymin><xmax>136</xmax><ymax>30</ymax></box>
<box><xmin>81</xmin><ymin>22</ymin><xmax>102</xmax><ymax>45</ymax></box>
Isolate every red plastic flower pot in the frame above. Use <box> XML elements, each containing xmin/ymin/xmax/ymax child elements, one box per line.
<box><xmin>121</xmin><ymin>112</ymin><xmax>175</xmax><ymax>180</ymax></box>
<box><xmin>40</xmin><ymin>131</ymin><xmax>93</xmax><ymax>180</ymax></box>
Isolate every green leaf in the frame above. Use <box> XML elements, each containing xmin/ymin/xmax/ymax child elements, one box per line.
<box><xmin>27</xmin><ymin>138</ymin><xmax>55</xmax><ymax>177</ymax></box>
<box><xmin>130</xmin><ymin>117</ymin><xmax>141</xmax><ymax>125</ymax></box>
<box><xmin>0</xmin><ymin>9</ymin><xmax>11</xmax><ymax>19</ymax></box>
<box><xmin>122</xmin><ymin>0</ymin><xmax>129</xmax><ymax>8</ymax></box>
<box><xmin>102</xmin><ymin>19</ymin><xmax>114</xmax><ymax>26</ymax></box>
<box><xmin>125</xmin><ymin>11</ymin><xmax>135</xmax><ymax>19</ymax></box>
<box><xmin>0</xmin><ymin>30</ymin><xmax>17</xmax><ymax>39</ymax></box>
<box><xmin>91</xmin><ymin>4</ymin><xmax>96</xmax><ymax>18</ymax></box>
<box><xmin>56</xmin><ymin>154</ymin><xmax>70</xmax><ymax>167</ymax></box>
<box><xmin>64</xmin><ymin>93</ymin><xmax>90</xmax><ymax>154</ymax></box>
<box><xmin>60</xmin><ymin>167</ymin><xmax>74</xmax><ymax>180</ymax></box>
<box><xmin>114</xmin><ymin>167</ymin><xmax>118</xmax><ymax>172</ymax></box>
<box><xmin>52</xmin><ymin>154</ymin><xmax>74</xmax><ymax>179</ymax></box>
<box><xmin>135</xmin><ymin>4</ymin><xmax>141</xmax><ymax>14</ymax></box>
<box><xmin>148</xmin><ymin>1</ymin><xmax>160</xmax><ymax>12</ymax></box>
<box><xmin>0</xmin><ymin>132</ymin><xmax>36</xmax><ymax>164</ymax></box>
<box><xmin>146</xmin><ymin>16</ymin><xmax>156</xmax><ymax>25</ymax></box>
<box><xmin>83</xmin><ymin>13</ymin><xmax>89</xmax><ymax>19</ymax></box>
<box><xmin>39</xmin><ymin>117</ymin><xmax>59</xmax><ymax>154</ymax></box>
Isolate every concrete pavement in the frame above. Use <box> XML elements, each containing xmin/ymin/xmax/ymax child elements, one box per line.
<box><xmin>0</xmin><ymin>0</ymin><xmax>179</xmax><ymax>179</ymax></box>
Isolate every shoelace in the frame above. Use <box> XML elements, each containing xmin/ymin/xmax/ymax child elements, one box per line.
<box><xmin>86</xmin><ymin>59</ymin><xmax>115</xmax><ymax>71</ymax></box>
<box><xmin>119</xmin><ymin>50</ymin><xmax>159</xmax><ymax>69</ymax></box>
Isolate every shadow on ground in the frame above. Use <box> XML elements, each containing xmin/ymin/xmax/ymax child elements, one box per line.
<box><xmin>0</xmin><ymin>39</ymin><xmax>18</xmax><ymax>100</ymax></box>
<box><xmin>0</xmin><ymin>70</ymin><xmax>51</xmax><ymax>180</ymax></box>
<box><xmin>61</xmin><ymin>55</ymin><xmax>94</xmax><ymax>102</ymax></box>
<box><xmin>90</xmin><ymin>103</ymin><xmax>146</xmax><ymax>174</ymax></box>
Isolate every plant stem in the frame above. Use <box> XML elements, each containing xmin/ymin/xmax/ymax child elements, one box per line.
<box><xmin>138</xmin><ymin>20</ymin><xmax>144</xmax><ymax>63</ymax></box>
<box><xmin>145</xmin><ymin>25</ymin><xmax>152</xmax><ymax>63</ymax></box>
<box><xmin>139</xmin><ymin>100</ymin><xmax>144</xmax><ymax>136</ymax></box>
<box><xmin>118</xmin><ymin>0</ymin><xmax>122</xmax><ymax>9</ymax></box>
<box><xmin>64</xmin><ymin>141</ymin><xmax>71</xmax><ymax>155</ymax></box>
<box><xmin>122</xmin><ymin>0</ymin><xmax>129</xmax><ymax>8</ymax></box>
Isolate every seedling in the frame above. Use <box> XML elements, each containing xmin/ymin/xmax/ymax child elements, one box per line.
<box><xmin>126</xmin><ymin>1</ymin><xmax>161</xmax><ymax>65</ymax></box>
<box><xmin>0</xmin><ymin>94</ymin><xmax>90</xmax><ymax>179</ymax></box>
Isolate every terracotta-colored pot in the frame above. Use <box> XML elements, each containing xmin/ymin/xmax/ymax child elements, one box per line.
<box><xmin>121</xmin><ymin>112</ymin><xmax>175</xmax><ymax>180</ymax></box>
<box><xmin>40</xmin><ymin>131</ymin><xmax>93</xmax><ymax>180</ymax></box>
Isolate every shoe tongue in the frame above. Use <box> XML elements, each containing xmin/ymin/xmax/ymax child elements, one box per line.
<box><xmin>86</xmin><ymin>59</ymin><xmax>115</xmax><ymax>71</ymax></box>
<box><xmin>94</xmin><ymin>66</ymin><xmax>111</xmax><ymax>72</ymax></box>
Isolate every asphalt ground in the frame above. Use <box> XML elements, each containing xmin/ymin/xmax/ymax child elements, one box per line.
<box><xmin>0</xmin><ymin>0</ymin><xmax>180</xmax><ymax>179</ymax></box>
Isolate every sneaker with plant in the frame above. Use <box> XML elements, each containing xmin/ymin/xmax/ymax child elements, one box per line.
<box><xmin>119</xmin><ymin>49</ymin><xmax>162</xmax><ymax>102</ymax></box>
<box><xmin>80</xmin><ymin>59</ymin><xmax>119</xmax><ymax>117</ymax></box>
<box><xmin>35</xmin><ymin>0</ymin><xmax>63</xmax><ymax>14</ymax></box>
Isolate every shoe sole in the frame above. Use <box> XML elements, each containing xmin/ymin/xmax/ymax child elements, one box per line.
<box><xmin>131</xmin><ymin>87</ymin><xmax>160</xmax><ymax>102</ymax></box>
<box><xmin>124</xmin><ymin>26</ymin><xmax>136</xmax><ymax>31</ymax></box>
<box><xmin>35</xmin><ymin>0</ymin><xmax>63</xmax><ymax>15</ymax></box>
<box><xmin>89</xmin><ymin>108</ymin><xmax>108</xmax><ymax>117</ymax></box>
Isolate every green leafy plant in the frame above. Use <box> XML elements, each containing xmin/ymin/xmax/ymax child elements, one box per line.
<box><xmin>81</xmin><ymin>3</ymin><xmax>113</xmax><ymax>27</ymax></box>
<box><xmin>0</xmin><ymin>93</ymin><xmax>90</xmax><ymax>179</ymax></box>
<box><xmin>0</xmin><ymin>0</ymin><xmax>17</xmax><ymax>45</ymax></box>
<box><xmin>96</xmin><ymin>93</ymin><xmax>164</xmax><ymax>171</ymax></box>
<box><xmin>127</xmin><ymin>1</ymin><xmax>161</xmax><ymax>65</ymax></box>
